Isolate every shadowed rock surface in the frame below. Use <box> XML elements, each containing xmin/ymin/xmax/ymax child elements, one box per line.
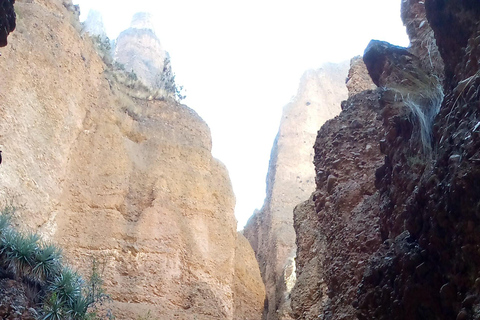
<box><xmin>0</xmin><ymin>0</ymin><xmax>15</xmax><ymax>47</ymax></box>
<box><xmin>291</xmin><ymin>0</ymin><xmax>480</xmax><ymax>319</ymax></box>
<box><xmin>291</xmin><ymin>86</ymin><xmax>385</xmax><ymax>320</ymax></box>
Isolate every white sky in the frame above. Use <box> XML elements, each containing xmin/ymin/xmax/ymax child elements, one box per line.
<box><xmin>73</xmin><ymin>0</ymin><xmax>409</xmax><ymax>230</ymax></box>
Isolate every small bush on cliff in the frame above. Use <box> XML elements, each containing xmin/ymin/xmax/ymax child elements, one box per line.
<box><xmin>91</xmin><ymin>35</ymin><xmax>113</xmax><ymax>65</ymax></box>
<box><xmin>155</xmin><ymin>56</ymin><xmax>186</xmax><ymax>101</ymax></box>
<box><xmin>0</xmin><ymin>208</ymin><xmax>112</xmax><ymax>319</ymax></box>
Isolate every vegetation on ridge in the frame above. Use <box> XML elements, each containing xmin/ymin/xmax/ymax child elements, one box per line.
<box><xmin>89</xmin><ymin>32</ymin><xmax>186</xmax><ymax>102</ymax></box>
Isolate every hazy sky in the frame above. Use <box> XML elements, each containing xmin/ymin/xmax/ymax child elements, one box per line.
<box><xmin>73</xmin><ymin>0</ymin><xmax>409</xmax><ymax>229</ymax></box>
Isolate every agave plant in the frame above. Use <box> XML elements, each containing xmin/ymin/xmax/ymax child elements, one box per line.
<box><xmin>49</xmin><ymin>267</ymin><xmax>83</xmax><ymax>309</ymax></box>
<box><xmin>69</xmin><ymin>295</ymin><xmax>91</xmax><ymax>320</ymax></box>
<box><xmin>32</xmin><ymin>243</ymin><xmax>62</xmax><ymax>284</ymax></box>
<box><xmin>5</xmin><ymin>231</ymin><xmax>39</xmax><ymax>279</ymax></box>
<box><xmin>42</xmin><ymin>292</ymin><xmax>65</xmax><ymax>320</ymax></box>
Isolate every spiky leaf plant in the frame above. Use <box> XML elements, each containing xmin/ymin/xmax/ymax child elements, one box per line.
<box><xmin>32</xmin><ymin>243</ymin><xmax>62</xmax><ymax>284</ymax></box>
<box><xmin>49</xmin><ymin>267</ymin><xmax>83</xmax><ymax>309</ymax></box>
<box><xmin>5</xmin><ymin>231</ymin><xmax>39</xmax><ymax>279</ymax></box>
<box><xmin>69</xmin><ymin>295</ymin><xmax>91</xmax><ymax>320</ymax></box>
<box><xmin>42</xmin><ymin>292</ymin><xmax>65</xmax><ymax>320</ymax></box>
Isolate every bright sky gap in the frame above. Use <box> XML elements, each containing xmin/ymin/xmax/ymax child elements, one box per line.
<box><xmin>73</xmin><ymin>0</ymin><xmax>410</xmax><ymax>229</ymax></box>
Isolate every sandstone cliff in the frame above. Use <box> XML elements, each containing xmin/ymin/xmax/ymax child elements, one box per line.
<box><xmin>113</xmin><ymin>12</ymin><xmax>167</xmax><ymax>90</ymax></box>
<box><xmin>292</xmin><ymin>0</ymin><xmax>480</xmax><ymax>319</ymax></box>
<box><xmin>244</xmin><ymin>63</ymin><xmax>349</xmax><ymax>320</ymax></box>
<box><xmin>0</xmin><ymin>0</ymin><xmax>264</xmax><ymax>319</ymax></box>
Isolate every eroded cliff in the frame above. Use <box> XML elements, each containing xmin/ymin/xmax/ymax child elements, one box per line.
<box><xmin>244</xmin><ymin>63</ymin><xmax>349</xmax><ymax>320</ymax></box>
<box><xmin>0</xmin><ymin>0</ymin><xmax>264</xmax><ymax>319</ymax></box>
<box><xmin>292</xmin><ymin>0</ymin><xmax>480</xmax><ymax>319</ymax></box>
<box><xmin>291</xmin><ymin>62</ymin><xmax>383</xmax><ymax>320</ymax></box>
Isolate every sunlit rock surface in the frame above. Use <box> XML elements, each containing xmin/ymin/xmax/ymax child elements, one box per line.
<box><xmin>0</xmin><ymin>1</ymin><xmax>264</xmax><ymax>318</ymax></box>
<box><xmin>244</xmin><ymin>63</ymin><xmax>349</xmax><ymax>320</ymax></box>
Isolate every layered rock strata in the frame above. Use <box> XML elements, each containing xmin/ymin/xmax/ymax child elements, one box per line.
<box><xmin>244</xmin><ymin>63</ymin><xmax>349</xmax><ymax>320</ymax></box>
<box><xmin>0</xmin><ymin>0</ymin><xmax>264</xmax><ymax>319</ymax></box>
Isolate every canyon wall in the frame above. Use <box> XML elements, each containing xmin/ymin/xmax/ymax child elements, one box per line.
<box><xmin>292</xmin><ymin>0</ymin><xmax>480</xmax><ymax>319</ymax></box>
<box><xmin>0</xmin><ymin>0</ymin><xmax>264</xmax><ymax>319</ymax></box>
<box><xmin>244</xmin><ymin>63</ymin><xmax>349</xmax><ymax>320</ymax></box>
<box><xmin>291</xmin><ymin>58</ymin><xmax>382</xmax><ymax>319</ymax></box>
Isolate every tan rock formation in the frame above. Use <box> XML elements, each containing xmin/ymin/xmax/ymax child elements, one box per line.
<box><xmin>244</xmin><ymin>63</ymin><xmax>349</xmax><ymax>320</ymax></box>
<box><xmin>113</xmin><ymin>12</ymin><xmax>166</xmax><ymax>89</ymax></box>
<box><xmin>346</xmin><ymin>56</ymin><xmax>376</xmax><ymax>97</ymax></box>
<box><xmin>0</xmin><ymin>1</ymin><xmax>263</xmax><ymax>319</ymax></box>
<box><xmin>234</xmin><ymin>233</ymin><xmax>266</xmax><ymax>320</ymax></box>
<box><xmin>130</xmin><ymin>12</ymin><xmax>156</xmax><ymax>31</ymax></box>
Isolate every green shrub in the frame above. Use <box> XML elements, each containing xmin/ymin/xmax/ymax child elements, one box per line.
<box><xmin>42</xmin><ymin>292</ymin><xmax>65</xmax><ymax>320</ymax></box>
<box><xmin>156</xmin><ymin>56</ymin><xmax>186</xmax><ymax>101</ymax></box>
<box><xmin>48</xmin><ymin>267</ymin><xmax>83</xmax><ymax>308</ymax></box>
<box><xmin>5</xmin><ymin>231</ymin><xmax>39</xmax><ymax>279</ymax></box>
<box><xmin>32</xmin><ymin>243</ymin><xmax>62</xmax><ymax>284</ymax></box>
<box><xmin>0</xmin><ymin>210</ymin><xmax>112</xmax><ymax>319</ymax></box>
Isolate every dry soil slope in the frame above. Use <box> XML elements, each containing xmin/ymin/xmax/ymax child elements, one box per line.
<box><xmin>0</xmin><ymin>1</ymin><xmax>264</xmax><ymax>319</ymax></box>
<box><xmin>244</xmin><ymin>63</ymin><xmax>349</xmax><ymax>320</ymax></box>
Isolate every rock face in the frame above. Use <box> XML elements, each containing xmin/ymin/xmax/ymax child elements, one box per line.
<box><xmin>291</xmin><ymin>85</ymin><xmax>385</xmax><ymax>320</ymax></box>
<box><xmin>357</xmin><ymin>1</ymin><xmax>480</xmax><ymax>319</ymax></box>
<box><xmin>113</xmin><ymin>12</ymin><xmax>166</xmax><ymax>89</ymax></box>
<box><xmin>0</xmin><ymin>0</ymin><xmax>15</xmax><ymax>47</ymax></box>
<box><xmin>346</xmin><ymin>56</ymin><xmax>376</xmax><ymax>97</ymax></box>
<box><xmin>244</xmin><ymin>63</ymin><xmax>349</xmax><ymax>320</ymax></box>
<box><xmin>234</xmin><ymin>233</ymin><xmax>267</xmax><ymax>320</ymax></box>
<box><xmin>401</xmin><ymin>0</ymin><xmax>443</xmax><ymax>79</ymax></box>
<box><xmin>0</xmin><ymin>1</ymin><xmax>264</xmax><ymax>319</ymax></box>
<box><xmin>292</xmin><ymin>0</ymin><xmax>480</xmax><ymax>319</ymax></box>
